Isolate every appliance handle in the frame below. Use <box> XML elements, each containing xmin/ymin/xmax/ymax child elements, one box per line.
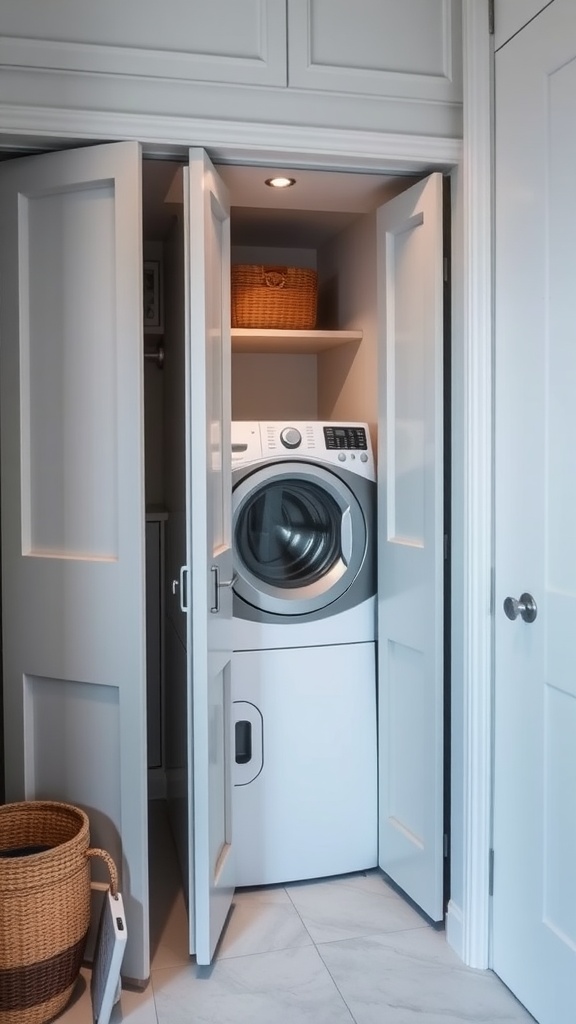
<box><xmin>211</xmin><ymin>566</ymin><xmax>237</xmax><ymax>614</ymax></box>
<box><xmin>179</xmin><ymin>565</ymin><xmax>188</xmax><ymax>613</ymax></box>
<box><xmin>235</xmin><ymin>720</ymin><xmax>252</xmax><ymax>764</ymax></box>
<box><xmin>341</xmin><ymin>507</ymin><xmax>353</xmax><ymax>567</ymax></box>
<box><xmin>211</xmin><ymin>565</ymin><xmax>220</xmax><ymax>613</ymax></box>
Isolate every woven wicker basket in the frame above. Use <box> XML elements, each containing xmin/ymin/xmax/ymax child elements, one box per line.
<box><xmin>231</xmin><ymin>265</ymin><xmax>318</xmax><ymax>330</ymax></box>
<box><xmin>0</xmin><ymin>801</ymin><xmax>118</xmax><ymax>1024</ymax></box>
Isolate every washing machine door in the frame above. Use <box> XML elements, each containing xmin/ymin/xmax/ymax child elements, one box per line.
<box><xmin>232</xmin><ymin>461</ymin><xmax>368</xmax><ymax>616</ymax></box>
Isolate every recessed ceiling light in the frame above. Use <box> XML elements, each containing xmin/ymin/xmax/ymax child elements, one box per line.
<box><xmin>265</xmin><ymin>176</ymin><xmax>296</xmax><ymax>189</ymax></box>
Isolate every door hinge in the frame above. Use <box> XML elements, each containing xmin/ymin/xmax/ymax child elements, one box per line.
<box><xmin>488</xmin><ymin>848</ymin><xmax>494</xmax><ymax>896</ymax></box>
<box><xmin>488</xmin><ymin>0</ymin><xmax>495</xmax><ymax>36</ymax></box>
<box><xmin>444</xmin><ymin>534</ymin><xmax>449</xmax><ymax>561</ymax></box>
<box><xmin>443</xmin><ymin>833</ymin><xmax>449</xmax><ymax>859</ymax></box>
<box><xmin>443</xmin><ymin>256</ymin><xmax>449</xmax><ymax>283</ymax></box>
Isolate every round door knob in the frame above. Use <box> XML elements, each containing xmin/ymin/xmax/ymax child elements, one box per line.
<box><xmin>280</xmin><ymin>427</ymin><xmax>302</xmax><ymax>449</ymax></box>
<box><xmin>503</xmin><ymin>592</ymin><xmax>538</xmax><ymax>623</ymax></box>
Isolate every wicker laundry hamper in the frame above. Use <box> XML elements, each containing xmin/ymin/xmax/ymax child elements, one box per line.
<box><xmin>231</xmin><ymin>264</ymin><xmax>318</xmax><ymax>330</ymax></box>
<box><xmin>0</xmin><ymin>801</ymin><xmax>118</xmax><ymax>1024</ymax></box>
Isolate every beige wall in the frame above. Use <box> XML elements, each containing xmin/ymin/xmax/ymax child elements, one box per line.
<box><xmin>232</xmin><ymin>353</ymin><xmax>318</xmax><ymax>420</ymax></box>
<box><xmin>317</xmin><ymin>213</ymin><xmax>378</xmax><ymax>452</ymax></box>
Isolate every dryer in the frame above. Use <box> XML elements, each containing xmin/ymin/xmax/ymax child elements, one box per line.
<box><xmin>231</xmin><ymin>422</ymin><xmax>378</xmax><ymax>887</ymax></box>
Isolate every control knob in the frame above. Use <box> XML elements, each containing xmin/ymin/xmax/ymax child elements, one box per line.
<box><xmin>280</xmin><ymin>427</ymin><xmax>302</xmax><ymax>449</ymax></box>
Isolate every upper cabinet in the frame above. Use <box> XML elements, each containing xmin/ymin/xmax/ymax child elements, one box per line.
<box><xmin>494</xmin><ymin>1</ymin><xmax>552</xmax><ymax>50</ymax></box>
<box><xmin>288</xmin><ymin>0</ymin><xmax>462</xmax><ymax>105</ymax></box>
<box><xmin>0</xmin><ymin>0</ymin><xmax>287</xmax><ymax>86</ymax></box>
<box><xmin>0</xmin><ymin>0</ymin><xmax>462</xmax><ymax>140</ymax></box>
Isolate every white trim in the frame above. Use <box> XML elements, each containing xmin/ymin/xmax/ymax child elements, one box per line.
<box><xmin>455</xmin><ymin>0</ymin><xmax>493</xmax><ymax>970</ymax></box>
<box><xmin>446</xmin><ymin>898</ymin><xmax>464</xmax><ymax>955</ymax></box>
<box><xmin>0</xmin><ymin>104</ymin><xmax>462</xmax><ymax>172</ymax></box>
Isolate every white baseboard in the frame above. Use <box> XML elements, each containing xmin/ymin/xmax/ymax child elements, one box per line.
<box><xmin>446</xmin><ymin>899</ymin><xmax>464</xmax><ymax>962</ymax></box>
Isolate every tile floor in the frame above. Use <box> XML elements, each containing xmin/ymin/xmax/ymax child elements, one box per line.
<box><xmin>58</xmin><ymin>800</ymin><xmax>536</xmax><ymax>1024</ymax></box>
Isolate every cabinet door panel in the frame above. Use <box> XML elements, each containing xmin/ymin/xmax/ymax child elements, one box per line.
<box><xmin>0</xmin><ymin>0</ymin><xmax>287</xmax><ymax>86</ymax></box>
<box><xmin>288</xmin><ymin>0</ymin><xmax>461</xmax><ymax>102</ymax></box>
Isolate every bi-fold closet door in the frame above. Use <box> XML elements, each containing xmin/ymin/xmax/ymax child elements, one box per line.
<box><xmin>0</xmin><ymin>140</ymin><xmax>446</xmax><ymax>978</ymax></box>
<box><xmin>376</xmin><ymin>175</ymin><xmax>446</xmax><ymax>922</ymax></box>
<box><xmin>0</xmin><ymin>142</ymin><xmax>234</xmax><ymax>980</ymax></box>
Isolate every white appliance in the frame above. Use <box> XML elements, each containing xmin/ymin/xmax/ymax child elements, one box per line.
<box><xmin>231</xmin><ymin>421</ymin><xmax>378</xmax><ymax>887</ymax></box>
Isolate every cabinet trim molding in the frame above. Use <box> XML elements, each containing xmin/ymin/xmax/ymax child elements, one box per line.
<box><xmin>0</xmin><ymin>105</ymin><xmax>462</xmax><ymax>172</ymax></box>
<box><xmin>445</xmin><ymin>0</ymin><xmax>493</xmax><ymax>973</ymax></box>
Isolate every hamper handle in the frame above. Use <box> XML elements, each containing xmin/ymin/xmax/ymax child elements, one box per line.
<box><xmin>261</xmin><ymin>266</ymin><xmax>287</xmax><ymax>288</ymax></box>
<box><xmin>86</xmin><ymin>847</ymin><xmax>119</xmax><ymax>897</ymax></box>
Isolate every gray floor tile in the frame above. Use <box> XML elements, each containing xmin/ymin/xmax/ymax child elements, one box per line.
<box><xmin>285</xmin><ymin>872</ymin><xmax>429</xmax><ymax>943</ymax></box>
<box><xmin>216</xmin><ymin>886</ymin><xmax>313</xmax><ymax>959</ymax></box>
<box><xmin>317</xmin><ymin>927</ymin><xmax>536</xmax><ymax>1024</ymax></box>
<box><xmin>328</xmin><ymin>868</ymin><xmax>406</xmax><ymax>898</ymax></box>
<box><xmin>152</xmin><ymin>945</ymin><xmax>355</xmax><ymax>1024</ymax></box>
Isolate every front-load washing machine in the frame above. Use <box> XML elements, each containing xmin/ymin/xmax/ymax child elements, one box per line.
<box><xmin>232</xmin><ymin>420</ymin><xmax>376</xmax><ymax>651</ymax></box>
<box><xmin>231</xmin><ymin>421</ymin><xmax>378</xmax><ymax>887</ymax></box>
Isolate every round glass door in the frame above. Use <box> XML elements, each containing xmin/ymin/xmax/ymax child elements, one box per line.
<box><xmin>232</xmin><ymin>462</ymin><xmax>367</xmax><ymax>616</ymax></box>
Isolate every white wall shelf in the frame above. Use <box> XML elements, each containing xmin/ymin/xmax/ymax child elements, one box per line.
<box><xmin>231</xmin><ymin>328</ymin><xmax>363</xmax><ymax>354</ymax></box>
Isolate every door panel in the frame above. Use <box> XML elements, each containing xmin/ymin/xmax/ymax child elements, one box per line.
<box><xmin>494</xmin><ymin>4</ymin><xmax>576</xmax><ymax>1020</ymax></box>
<box><xmin>287</xmin><ymin>0</ymin><xmax>462</xmax><ymax>103</ymax></box>
<box><xmin>0</xmin><ymin>141</ymin><xmax>149</xmax><ymax>982</ymax></box>
<box><xmin>377</xmin><ymin>173</ymin><xmax>445</xmax><ymax>921</ymax></box>
<box><xmin>185</xmin><ymin>150</ymin><xmax>234</xmax><ymax>964</ymax></box>
<box><xmin>0</xmin><ymin>0</ymin><xmax>287</xmax><ymax>87</ymax></box>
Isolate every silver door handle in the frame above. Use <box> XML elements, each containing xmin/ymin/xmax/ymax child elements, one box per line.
<box><xmin>503</xmin><ymin>592</ymin><xmax>537</xmax><ymax>623</ymax></box>
<box><xmin>179</xmin><ymin>565</ymin><xmax>189</xmax><ymax>613</ymax></box>
<box><xmin>211</xmin><ymin>566</ymin><xmax>237</xmax><ymax>614</ymax></box>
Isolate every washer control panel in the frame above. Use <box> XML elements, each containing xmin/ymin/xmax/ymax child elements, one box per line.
<box><xmin>232</xmin><ymin>421</ymin><xmax>375</xmax><ymax>481</ymax></box>
<box><xmin>323</xmin><ymin>425</ymin><xmax>367</xmax><ymax>450</ymax></box>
